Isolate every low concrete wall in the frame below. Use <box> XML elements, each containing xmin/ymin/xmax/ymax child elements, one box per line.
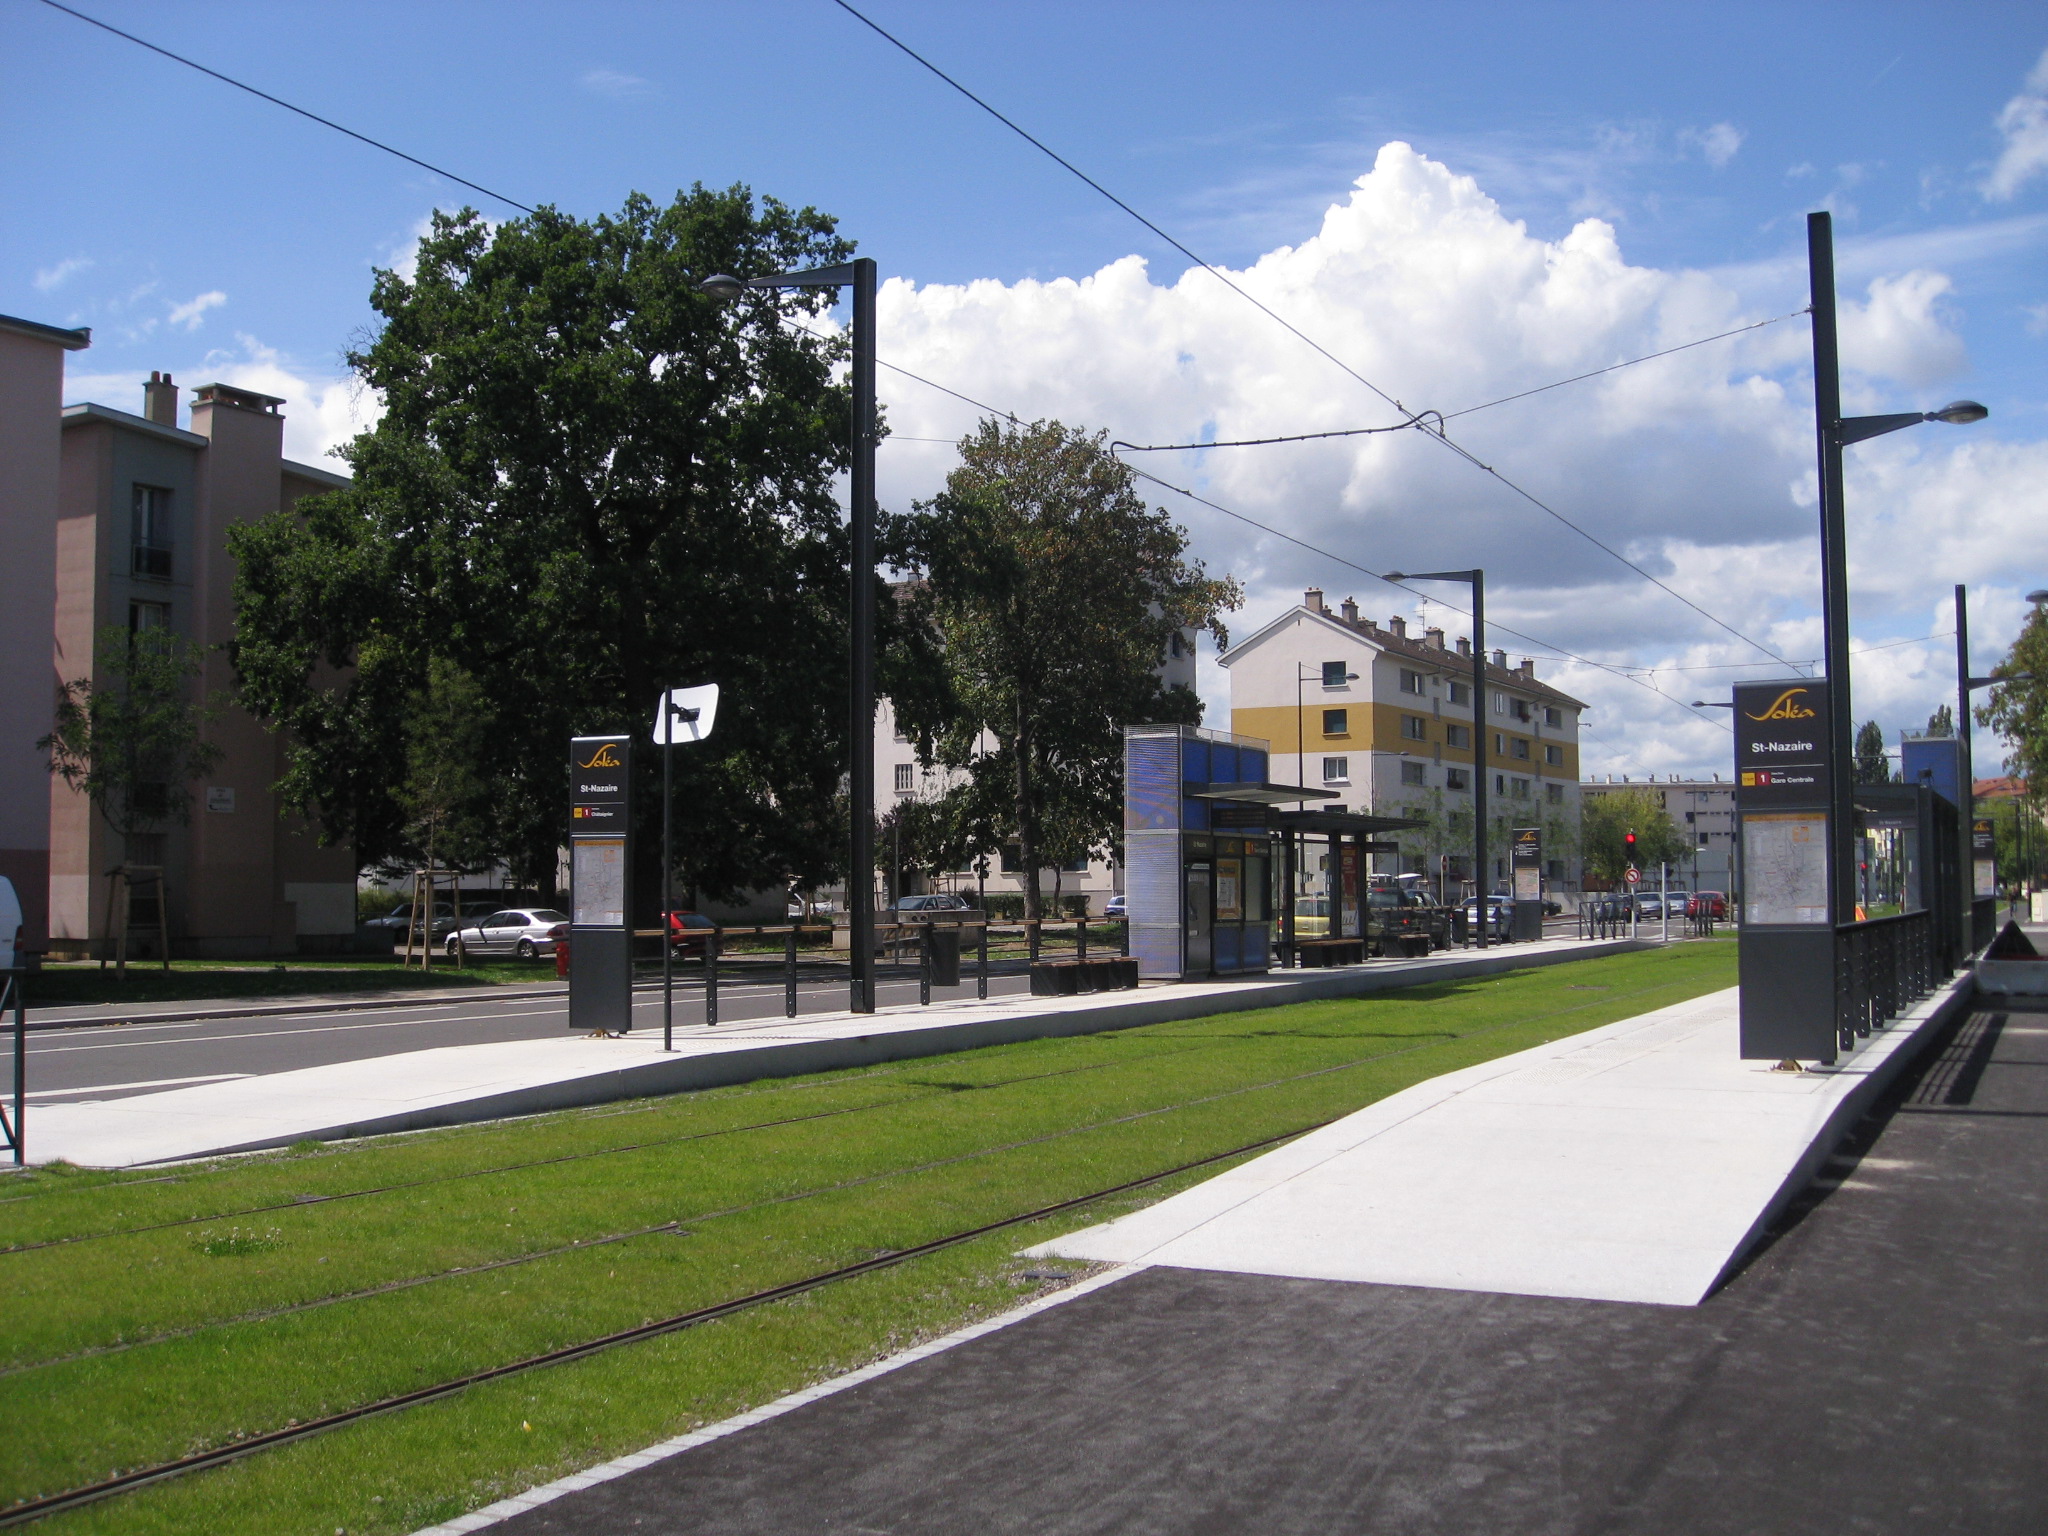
<box><xmin>228</xmin><ymin>938</ymin><xmax>1660</xmax><ymax>1157</ymax></box>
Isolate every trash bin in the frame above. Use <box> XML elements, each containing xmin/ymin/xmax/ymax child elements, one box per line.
<box><xmin>925</xmin><ymin>924</ymin><xmax>962</xmax><ymax>987</ymax></box>
<box><xmin>1449</xmin><ymin>908</ymin><xmax>1469</xmax><ymax>946</ymax></box>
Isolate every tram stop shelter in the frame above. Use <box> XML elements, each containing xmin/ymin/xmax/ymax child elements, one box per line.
<box><xmin>1123</xmin><ymin>724</ymin><xmax>1425</xmax><ymax>981</ymax></box>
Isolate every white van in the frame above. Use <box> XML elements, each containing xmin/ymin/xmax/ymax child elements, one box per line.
<box><xmin>0</xmin><ymin>877</ymin><xmax>21</xmax><ymax>971</ymax></box>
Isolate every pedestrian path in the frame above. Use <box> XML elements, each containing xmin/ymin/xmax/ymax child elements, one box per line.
<box><xmin>23</xmin><ymin>936</ymin><xmax>1640</xmax><ymax>1167</ymax></box>
<box><xmin>1030</xmin><ymin>973</ymin><xmax>1973</xmax><ymax>1305</ymax></box>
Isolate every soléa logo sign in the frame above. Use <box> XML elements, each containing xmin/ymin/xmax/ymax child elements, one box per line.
<box><xmin>1732</xmin><ymin>681</ymin><xmax>1829</xmax><ymax>807</ymax></box>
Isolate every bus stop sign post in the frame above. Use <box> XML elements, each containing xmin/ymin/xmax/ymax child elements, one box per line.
<box><xmin>569</xmin><ymin>735</ymin><xmax>633</xmax><ymax>1037</ymax></box>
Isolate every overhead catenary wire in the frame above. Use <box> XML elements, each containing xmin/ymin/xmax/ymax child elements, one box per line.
<box><xmin>36</xmin><ymin>0</ymin><xmax>537</xmax><ymax>214</ymax></box>
<box><xmin>828</xmin><ymin>0</ymin><xmax>1801</xmax><ymax>673</ymax></box>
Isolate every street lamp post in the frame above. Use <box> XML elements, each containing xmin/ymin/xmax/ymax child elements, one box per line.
<box><xmin>701</xmin><ymin>258</ymin><xmax>880</xmax><ymax>1013</ymax></box>
<box><xmin>1807</xmin><ymin>212</ymin><xmax>1987</xmax><ymax>939</ymax></box>
<box><xmin>1384</xmin><ymin>569</ymin><xmax>1487</xmax><ymax>947</ymax></box>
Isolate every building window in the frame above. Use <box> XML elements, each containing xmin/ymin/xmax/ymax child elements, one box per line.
<box><xmin>1510</xmin><ymin>777</ymin><xmax>1532</xmax><ymax>799</ymax></box>
<box><xmin>1544</xmin><ymin>706</ymin><xmax>1563</xmax><ymax>727</ymax></box>
<box><xmin>1546</xmin><ymin>783</ymin><xmax>1564</xmax><ymax>805</ymax></box>
<box><xmin>1448</xmin><ymin>681</ymin><xmax>1470</xmax><ymax>706</ymax></box>
<box><xmin>1398</xmin><ymin>668</ymin><xmax>1424</xmax><ymax>695</ymax></box>
<box><xmin>1510</xmin><ymin>698</ymin><xmax>1531</xmax><ymax>722</ymax></box>
<box><xmin>1320</xmin><ymin>660</ymin><xmax>1348</xmax><ymax>687</ymax></box>
<box><xmin>1510</xmin><ymin>737</ymin><xmax>1530</xmax><ymax>760</ymax></box>
<box><xmin>131</xmin><ymin>485</ymin><xmax>173</xmax><ymax>579</ymax></box>
<box><xmin>1493</xmin><ymin>692</ymin><xmax>1506</xmax><ymax>715</ymax></box>
<box><xmin>893</xmin><ymin>763</ymin><xmax>914</xmax><ymax>793</ymax></box>
<box><xmin>1495</xmin><ymin>774</ymin><xmax>1507</xmax><ymax>794</ymax></box>
<box><xmin>1170</xmin><ymin>631</ymin><xmax>1186</xmax><ymax>657</ymax></box>
<box><xmin>128</xmin><ymin>600</ymin><xmax>170</xmax><ymax>634</ymax></box>
<box><xmin>1494</xmin><ymin>732</ymin><xmax>1506</xmax><ymax>754</ymax></box>
<box><xmin>1400</xmin><ymin>761</ymin><xmax>1426</xmax><ymax>786</ymax></box>
<box><xmin>1321</xmin><ymin>757</ymin><xmax>1349</xmax><ymax>783</ymax></box>
<box><xmin>1544</xmin><ymin>744</ymin><xmax>1563</xmax><ymax>766</ymax></box>
<box><xmin>1547</xmin><ymin>859</ymin><xmax>1564</xmax><ymax>881</ymax></box>
<box><xmin>1400</xmin><ymin>715</ymin><xmax>1427</xmax><ymax>742</ymax></box>
<box><xmin>1321</xmin><ymin>708</ymin><xmax>1348</xmax><ymax>736</ymax></box>
<box><xmin>1444</xmin><ymin>723</ymin><xmax>1470</xmax><ymax>749</ymax></box>
<box><xmin>1446</xmin><ymin>768</ymin><xmax>1470</xmax><ymax>791</ymax></box>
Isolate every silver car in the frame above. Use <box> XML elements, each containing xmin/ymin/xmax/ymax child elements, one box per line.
<box><xmin>444</xmin><ymin>909</ymin><xmax>570</xmax><ymax>959</ymax></box>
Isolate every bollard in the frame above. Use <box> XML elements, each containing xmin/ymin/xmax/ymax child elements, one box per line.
<box><xmin>785</xmin><ymin>927</ymin><xmax>798</xmax><ymax>1018</ymax></box>
<box><xmin>705</xmin><ymin>926</ymin><xmax>719</xmax><ymax>1027</ymax></box>
<box><xmin>1076</xmin><ymin>918</ymin><xmax>1088</xmax><ymax>961</ymax></box>
<box><xmin>977</xmin><ymin>920</ymin><xmax>989</xmax><ymax>1001</ymax></box>
<box><xmin>919</xmin><ymin>924</ymin><xmax>932</xmax><ymax>1007</ymax></box>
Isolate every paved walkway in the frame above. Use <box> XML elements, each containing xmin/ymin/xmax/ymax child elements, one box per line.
<box><xmin>426</xmin><ymin>986</ymin><xmax>2036</xmax><ymax>1536</ymax></box>
<box><xmin>1032</xmin><ymin>978</ymin><xmax>1965</xmax><ymax>1304</ymax></box>
<box><xmin>24</xmin><ymin>935</ymin><xmax>1643</xmax><ymax>1166</ymax></box>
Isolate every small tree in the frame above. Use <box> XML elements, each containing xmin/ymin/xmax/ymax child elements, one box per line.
<box><xmin>41</xmin><ymin>625</ymin><xmax>223</xmax><ymax>867</ymax></box>
<box><xmin>398</xmin><ymin>657</ymin><xmax>495</xmax><ymax>885</ymax></box>
<box><xmin>1977</xmin><ymin>604</ymin><xmax>2048</xmax><ymax>790</ymax></box>
<box><xmin>1925</xmin><ymin>702</ymin><xmax>1955</xmax><ymax>737</ymax></box>
<box><xmin>888</xmin><ymin>418</ymin><xmax>1240</xmax><ymax>922</ymax></box>
<box><xmin>1853</xmin><ymin>719</ymin><xmax>1893</xmax><ymax>785</ymax></box>
<box><xmin>1581</xmin><ymin>786</ymin><xmax>1686</xmax><ymax>885</ymax></box>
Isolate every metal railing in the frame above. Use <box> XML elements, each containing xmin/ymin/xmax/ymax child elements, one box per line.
<box><xmin>1834</xmin><ymin>909</ymin><xmax>1936</xmax><ymax>1055</ymax></box>
<box><xmin>621</xmin><ymin>917</ymin><xmax>1129</xmax><ymax>1022</ymax></box>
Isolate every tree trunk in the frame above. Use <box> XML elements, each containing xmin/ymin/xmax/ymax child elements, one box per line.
<box><xmin>1013</xmin><ymin>709</ymin><xmax>1041</xmax><ymax>923</ymax></box>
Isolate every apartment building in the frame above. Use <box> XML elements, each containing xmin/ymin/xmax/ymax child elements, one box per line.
<box><xmin>1222</xmin><ymin>588</ymin><xmax>1586</xmax><ymax>891</ymax></box>
<box><xmin>870</xmin><ymin>627</ymin><xmax>1199</xmax><ymax>912</ymax></box>
<box><xmin>1580</xmin><ymin>774</ymin><xmax>1736</xmax><ymax>893</ymax></box>
<box><xmin>0</xmin><ymin>313</ymin><xmax>93</xmax><ymax>950</ymax></box>
<box><xmin>43</xmin><ymin>370</ymin><xmax>357</xmax><ymax>957</ymax></box>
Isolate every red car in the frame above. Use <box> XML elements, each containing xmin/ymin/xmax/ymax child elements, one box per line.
<box><xmin>1686</xmin><ymin>891</ymin><xmax>1727</xmax><ymax>919</ymax></box>
<box><xmin>665</xmin><ymin>910</ymin><xmax>719</xmax><ymax>959</ymax></box>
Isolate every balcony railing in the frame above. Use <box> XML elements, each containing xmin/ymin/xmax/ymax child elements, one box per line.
<box><xmin>131</xmin><ymin>542</ymin><xmax>172</xmax><ymax>579</ymax></box>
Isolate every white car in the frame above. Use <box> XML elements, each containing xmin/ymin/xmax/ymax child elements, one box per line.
<box><xmin>444</xmin><ymin>909</ymin><xmax>571</xmax><ymax>959</ymax></box>
<box><xmin>0</xmin><ymin>877</ymin><xmax>21</xmax><ymax>972</ymax></box>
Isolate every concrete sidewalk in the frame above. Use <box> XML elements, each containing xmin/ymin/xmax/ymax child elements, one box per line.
<box><xmin>1032</xmin><ymin>973</ymin><xmax>1971</xmax><ymax>1305</ymax></box>
<box><xmin>25</xmin><ymin>935</ymin><xmax>1648</xmax><ymax>1167</ymax></box>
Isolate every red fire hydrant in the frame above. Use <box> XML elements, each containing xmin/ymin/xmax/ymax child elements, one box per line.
<box><xmin>554</xmin><ymin>934</ymin><xmax>570</xmax><ymax>978</ymax></box>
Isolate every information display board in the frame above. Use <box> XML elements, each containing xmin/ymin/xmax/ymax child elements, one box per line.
<box><xmin>1973</xmin><ymin>816</ymin><xmax>1997</xmax><ymax>899</ymax></box>
<box><xmin>568</xmin><ymin>734</ymin><xmax>632</xmax><ymax>1036</ymax></box>
<box><xmin>571</xmin><ymin>838</ymin><xmax>627</xmax><ymax>927</ymax></box>
<box><xmin>1742</xmin><ymin>811</ymin><xmax>1830</xmax><ymax>925</ymax></box>
<box><xmin>1509</xmin><ymin>827</ymin><xmax>1541</xmax><ymax>901</ymax></box>
<box><xmin>1733</xmin><ymin>682</ymin><xmax>1830</xmax><ymax>807</ymax></box>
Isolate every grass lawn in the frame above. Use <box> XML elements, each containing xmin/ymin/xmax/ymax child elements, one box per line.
<box><xmin>0</xmin><ymin>940</ymin><xmax>1735</xmax><ymax>1533</ymax></box>
<box><xmin>22</xmin><ymin>956</ymin><xmax>560</xmax><ymax>1009</ymax></box>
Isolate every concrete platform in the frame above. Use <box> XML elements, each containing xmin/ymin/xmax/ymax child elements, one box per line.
<box><xmin>1030</xmin><ymin>972</ymin><xmax>1974</xmax><ymax>1306</ymax></box>
<box><xmin>22</xmin><ymin>936</ymin><xmax>1646</xmax><ymax>1167</ymax></box>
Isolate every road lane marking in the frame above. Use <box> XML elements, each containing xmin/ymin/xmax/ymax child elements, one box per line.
<box><xmin>25</xmin><ymin>1073</ymin><xmax>254</xmax><ymax>1099</ymax></box>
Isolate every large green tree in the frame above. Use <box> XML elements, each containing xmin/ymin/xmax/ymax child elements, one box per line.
<box><xmin>232</xmin><ymin>188</ymin><xmax>860</xmax><ymax>904</ymax></box>
<box><xmin>886</xmin><ymin>419</ymin><xmax>1241</xmax><ymax>919</ymax></box>
<box><xmin>1977</xmin><ymin>601</ymin><xmax>2048</xmax><ymax>791</ymax></box>
<box><xmin>1853</xmin><ymin>719</ymin><xmax>1893</xmax><ymax>785</ymax></box>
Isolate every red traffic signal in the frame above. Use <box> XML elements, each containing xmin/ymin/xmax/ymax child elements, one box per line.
<box><xmin>1624</xmin><ymin>831</ymin><xmax>1637</xmax><ymax>850</ymax></box>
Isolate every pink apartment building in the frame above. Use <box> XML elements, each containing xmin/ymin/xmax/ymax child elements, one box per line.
<box><xmin>2</xmin><ymin>311</ymin><xmax>358</xmax><ymax>958</ymax></box>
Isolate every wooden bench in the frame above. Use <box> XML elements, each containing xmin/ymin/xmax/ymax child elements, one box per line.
<box><xmin>1029</xmin><ymin>956</ymin><xmax>1140</xmax><ymax>996</ymax></box>
<box><xmin>1295</xmin><ymin>937</ymin><xmax>1366</xmax><ymax>968</ymax></box>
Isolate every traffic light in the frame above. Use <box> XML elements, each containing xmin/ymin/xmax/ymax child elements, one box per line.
<box><xmin>1624</xmin><ymin>830</ymin><xmax>1637</xmax><ymax>858</ymax></box>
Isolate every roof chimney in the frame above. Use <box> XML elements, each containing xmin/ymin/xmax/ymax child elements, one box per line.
<box><xmin>1304</xmin><ymin>587</ymin><xmax>1325</xmax><ymax>614</ymax></box>
<box><xmin>1360</xmin><ymin>618</ymin><xmax>1378</xmax><ymax>633</ymax></box>
<box><xmin>1340</xmin><ymin>596</ymin><xmax>1358</xmax><ymax>622</ymax></box>
<box><xmin>1425</xmin><ymin>626</ymin><xmax>1445</xmax><ymax>650</ymax></box>
<box><xmin>1455</xmin><ymin>636</ymin><xmax>1471</xmax><ymax>657</ymax></box>
<box><xmin>1491</xmin><ymin>648</ymin><xmax>1507</xmax><ymax>668</ymax></box>
<box><xmin>143</xmin><ymin>370</ymin><xmax>178</xmax><ymax>427</ymax></box>
<box><xmin>1388</xmin><ymin>616</ymin><xmax>1407</xmax><ymax>639</ymax></box>
<box><xmin>1519</xmin><ymin>658</ymin><xmax>1534</xmax><ymax>678</ymax></box>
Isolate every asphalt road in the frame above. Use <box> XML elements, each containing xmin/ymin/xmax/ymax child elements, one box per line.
<box><xmin>15</xmin><ymin>965</ymin><xmax>1034</xmax><ymax>1108</ymax></box>
<box><xmin>494</xmin><ymin>1001</ymin><xmax>2046</xmax><ymax>1536</ymax></box>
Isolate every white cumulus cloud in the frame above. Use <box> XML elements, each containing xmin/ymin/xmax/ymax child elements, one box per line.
<box><xmin>1983</xmin><ymin>47</ymin><xmax>2048</xmax><ymax>200</ymax></box>
<box><xmin>168</xmin><ymin>290</ymin><xmax>226</xmax><ymax>331</ymax></box>
<box><xmin>1681</xmin><ymin>122</ymin><xmax>1745</xmax><ymax>168</ymax></box>
<box><xmin>855</xmin><ymin>141</ymin><xmax>2018</xmax><ymax>776</ymax></box>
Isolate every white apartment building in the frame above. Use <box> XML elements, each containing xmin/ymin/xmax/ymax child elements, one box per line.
<box><xmin>1221</xmin><ymin>588</ymin><xmax>1587</xmax><ymax>893</ymax></box>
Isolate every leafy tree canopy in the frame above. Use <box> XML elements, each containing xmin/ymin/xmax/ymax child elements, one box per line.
<box><xmin>232</xmin><ymin>187</ymin><xmax>859</xmax><ymax>903</ymax></box>
<box><xmin>1581</xmin><ymin>786</ymin><xmax>1687</xmax><ymax>884</ymax></box>
<box><xmin>1853</xmin><ymin>719</ymin><xmax>1894</xmax><ymax>785</ymax></box>
<box><xmin>1978</xmin><ymin>603</ymin><xmax>2048</xmax><ymax>791</ymax></box>
<box><xmin>885</xmin><ymin>419</ymin><xmax>1241</xmax><ymax>917</ymax></box>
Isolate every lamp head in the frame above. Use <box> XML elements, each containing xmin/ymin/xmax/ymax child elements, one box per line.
<box><xmin>1927</xmin><ymin>400</ymin><xmax>1988</xmax><ymax>425</ymax></box>
<box><xmin>697</xmin><ymin>274</ymin><xmax>747</xmax><ymax>303</ymax></box>
<box><xmin>2027</xmin><ymin>589</ymin><xmax>2048</xmax><ymax>604</ymax></box>
<box><xmin>1383</xmin><ymin>571</ymin><xmax>1406</xmax><ymax>582</ymax></box>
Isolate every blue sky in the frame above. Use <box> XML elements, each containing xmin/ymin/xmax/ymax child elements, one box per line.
<box><xmin>6</xmin><ymin>1</ymin><xmax>2046</xmax><ymax>774</ymax></box>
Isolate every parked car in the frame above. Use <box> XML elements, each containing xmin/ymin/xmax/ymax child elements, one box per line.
<box><xmin>1686</xmin><ymin>890</ymin><xmax>1728</xmax><ymax>919</ymax></box>
<box><xmin>1104</xmin><ymin>894</ymin><xmax>1127</xmax><ymax>919</ymax></box>
<box><xmin>1293</xmin><ymin>895</ymin><xmax>1331</xmax><ymax>938</ymax></box>
<box><xmin>368</xmin><ymin>899</ymin><xmax>497</xmax><ymax>940</ymax></box>
<box><xmin>890</xmin><ymin>893</ymin><xmax>974</xmax><ymax>916</ymax></box>
<box><xmin>665</xmin><ymin>910</ymin><xmax>719</xmax><ymax>959</ymax></box>
<box><xmin>1462</xmin><ymin>895</ymin><xmax>1513</xmax><ymax>940</ymax></box>
<box><xmin>443</xmin><ymin>908</ymin><xmax>570</xmax><ymax>959</ymax></box>
<box><xmin>0</xmin><ymin>876</ymin><xmax>22</xmax><ymax>971</ymax></box>
<box><xmin>1370</xmin><ymin>885</ymin><xmax>1453</xmax><ymax>955</ymax></box>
